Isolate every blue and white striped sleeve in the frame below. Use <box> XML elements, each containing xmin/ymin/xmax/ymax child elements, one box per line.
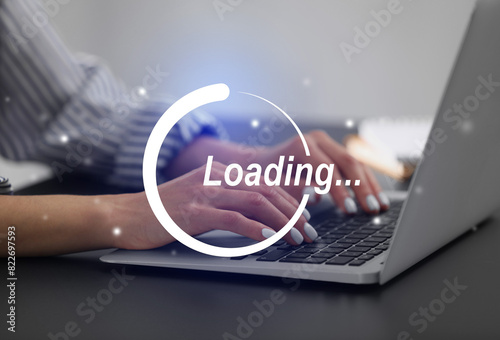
<box><xmin>0</xmin><ymin>0</ymin><xmax>226</xmax><ymax>189</ymax></box>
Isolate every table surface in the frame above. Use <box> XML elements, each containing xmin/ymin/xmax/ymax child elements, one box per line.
<box><xmin>2</xmin><ymin>125</ymin><xmax>499</xmax><ymax>340</ymax></box>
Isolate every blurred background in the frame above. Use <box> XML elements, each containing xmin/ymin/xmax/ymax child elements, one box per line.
<box><xmin>51</xmin><ymin>0</ymin><xmax>471</xmax><ymax>121</ymax></box>
<box><xmin>1</xmin><ymin>0</ymin><xmax>474</xmax><ymax>188</ymax></box>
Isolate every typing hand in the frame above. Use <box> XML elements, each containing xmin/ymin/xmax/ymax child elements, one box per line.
<box><xmin>254</xmin><ymin>130</ymin><xmax>390</xmax><ymax>214</ymax></box>
<box><xmin>113</xmin><ymin>161</ymin><xmax>316</xmax><ymax>250</ymax></box>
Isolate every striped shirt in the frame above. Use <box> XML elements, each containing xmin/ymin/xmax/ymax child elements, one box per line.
<box><xmin>0</xmin><ymin>0</ymin><xmax>224</xmax><ymax>189</ymax></box>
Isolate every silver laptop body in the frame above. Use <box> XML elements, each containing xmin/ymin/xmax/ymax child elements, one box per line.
<box><xmin>101</xmin><ymin>0</ymin><xmax>500</xmax><ymax>284</ymax></box>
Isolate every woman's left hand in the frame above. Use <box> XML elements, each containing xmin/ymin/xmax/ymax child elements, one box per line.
<box><xmin>254</xmin><ymin>130</ymin><xmax>390</xmax><ymax>214</ymax></box>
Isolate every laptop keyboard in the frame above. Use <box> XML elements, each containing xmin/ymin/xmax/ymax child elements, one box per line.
<box><xmin>245</xmin><ymin>201</ymin><xmax>403</xmax><ymax>267</ymax></box>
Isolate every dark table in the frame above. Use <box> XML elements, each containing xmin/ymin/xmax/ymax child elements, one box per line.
<box><xmin>2</xmin><ymin>124</ymin><xmax>499</xmax><ymax>340</ymax></box>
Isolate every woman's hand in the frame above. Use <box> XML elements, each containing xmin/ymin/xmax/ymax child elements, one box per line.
<box><xmin>166</xmin><ymin>132</ymin><xmax>389</xmax><ymax>216</ymax></box>
<box><xmin>0</xmin><ymin>160</ymin><xmax>314</xmax><ymax>257</ymax></box>
<box><xmin>1</xmin><ymin>132</ymin><xmax>386</xmax><ymax>257</ymax></box>
<box><xmin>253</xmin><ymin>130</ymin><xmax>390</xmax><ymax>214</ymax></box>
<box><xmin>112</xmin><ymin>161</ymin><xmax>316</xmax><ymax>251</ymax></box>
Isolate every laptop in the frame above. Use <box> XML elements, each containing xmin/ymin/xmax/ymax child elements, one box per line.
<box><xmin>101</xmin><ymin>0</ymin><xmax>500</xmax><ymax>284</ymax></box>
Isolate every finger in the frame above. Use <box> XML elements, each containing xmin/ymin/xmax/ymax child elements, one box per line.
<box><xmin>194</xmin><ymin>207</ymin><xmax>278</xmax><ymax>242</ymax></box>
<box><xmin>221</xmin><ymin>173</ymin><xmax>315</xmax><ymax>244</ymax></box>
<box><xmin>215</xmin><ymin>162</ymin><xmax>303</xmax><ymax>212</ymax></box>
<box><xmin>210</xmin><ymin>189</ymin><xmax>306</xmax><ymax>244</ymax></box>
<box><xmin>311</xmin><ymin>131</ymin><xmax>380</xmax><ymax>214</ymax></box>
<box><xmin>302</xmin><ymin>186</ymin><xmax>321</xmax><ymax>206</ymax></box>
<box><xmin>244</xmin><ymin>187</ymin><xmax>316</xmax><ymax>244</ymax></box>
<box><xmin>329</xmin><ymin>167</ymin><xmax>358</xmax><ymax>214</ymax></box>
<box><xmin>278</xmin><ymin>177</ymin><xmax>321</xmax><ymax>206</ymax></box>
<box><xmin>298</xmin><ymin>138</ymin><xmax>354</xmax><ymax>214</ymax></box>
<box><xmin>206</xmin><ymin>153</ymin><xmax>314</xmax><ymax>243</ymax></box>
<box><xmin>362</xmin><ymin>164</ymin><xmax>390</xmax><ymax>210</ymax></box>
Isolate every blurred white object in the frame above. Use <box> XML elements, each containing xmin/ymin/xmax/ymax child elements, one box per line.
<box><xmin>344</xmin><ymin>134</ymin><xmax>415</xmax><ymax>180</ymax></box>
<box><xmin>0</xmin><ymin>157</ymin><xmax>52</xmax><ymax>191</ymax></box>
<box><xmin>358</xmin><ymin>116</ymin><xmax>433</xmax><ymax>161</ymax></box>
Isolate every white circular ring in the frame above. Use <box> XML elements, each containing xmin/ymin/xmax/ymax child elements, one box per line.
<box><xmin>143</xmin><ymin>83</ymin><xmax>309</xmax><ymax>257</ymax></box>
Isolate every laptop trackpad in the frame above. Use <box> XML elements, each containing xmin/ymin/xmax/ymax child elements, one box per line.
<box><xmin>195</xmin><ymin>230</ymin><xmax>258</xmax><ymax>248</ymax></box>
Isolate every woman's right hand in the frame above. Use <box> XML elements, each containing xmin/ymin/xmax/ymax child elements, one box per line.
<box><xmin>111</xmin><ymin>161</ymin><xmax>316</xmax><ymax>251</ymax></box>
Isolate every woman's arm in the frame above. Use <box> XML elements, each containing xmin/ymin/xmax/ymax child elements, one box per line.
<box><xmin>0</xmin><ymin>195</ymin><xmax>117</xmax><ymax>257</ymax></box>
<box><xmin>1</xmin><ymin>160</ymin><xmax>314</xmax><ymax>257</ymax></box>
<box><xmin>0</xmin><ymin>131</ymin><xmax>388</xmax><ymax>257</ymax></box>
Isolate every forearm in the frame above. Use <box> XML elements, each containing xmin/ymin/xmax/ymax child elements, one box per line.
<box><xmin>0</xmin><ymin>195</ymin><xmax>116</xmax><ymax>257</ymax></box>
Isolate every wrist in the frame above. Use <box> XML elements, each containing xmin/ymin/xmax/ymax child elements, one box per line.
<box><xmin>72</xmin><ymin>195</ymin><xmax>116</xmax><ymax>251</ymax></box>
<box><xmin>100</xmin><ymin>192</ymin><xmax>173</xmax><ymax>250</ymax></box>
<box><xmin>98</xmin><ymin>194</ymin><xmax>129</xmax><ymax>249</ymax></box>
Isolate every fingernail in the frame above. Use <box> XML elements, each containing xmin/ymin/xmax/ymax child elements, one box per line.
<box><xmin>366</xmin><ymin>194</ymin><xmax>380</xmax><ymax>211</ymax></box>
<box><xmin>344</xmin><ymin>197</ymin><xmax>357</xmax><ymax>214</ymax></box>
<box><xmin>302</xmin><ymin>208</ymin><xmax>311</xmax><ymax>221</ymax></box>
<box><xmin>262</xmin><ymin>228</ymin><xmax>276</xmax><ymax>239</ymax></box>
<box><xmin>303</xmin><ymin>186</ymin><xmax>317</xmax><ymax>204</ymax></box>
<box><xmin>378</xmin><ymin>192</ymin><xmax>390</xmax><ymax>207</ymax></box>
<box><xmin>290</xmin><ymin>227</ymin><xmax>304</xmax><ymax>244</ymax></box>
<box><xmin>304</xmin><ymin>223</ymin><xmax>318</xmax><ymax>241</ymax></box>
